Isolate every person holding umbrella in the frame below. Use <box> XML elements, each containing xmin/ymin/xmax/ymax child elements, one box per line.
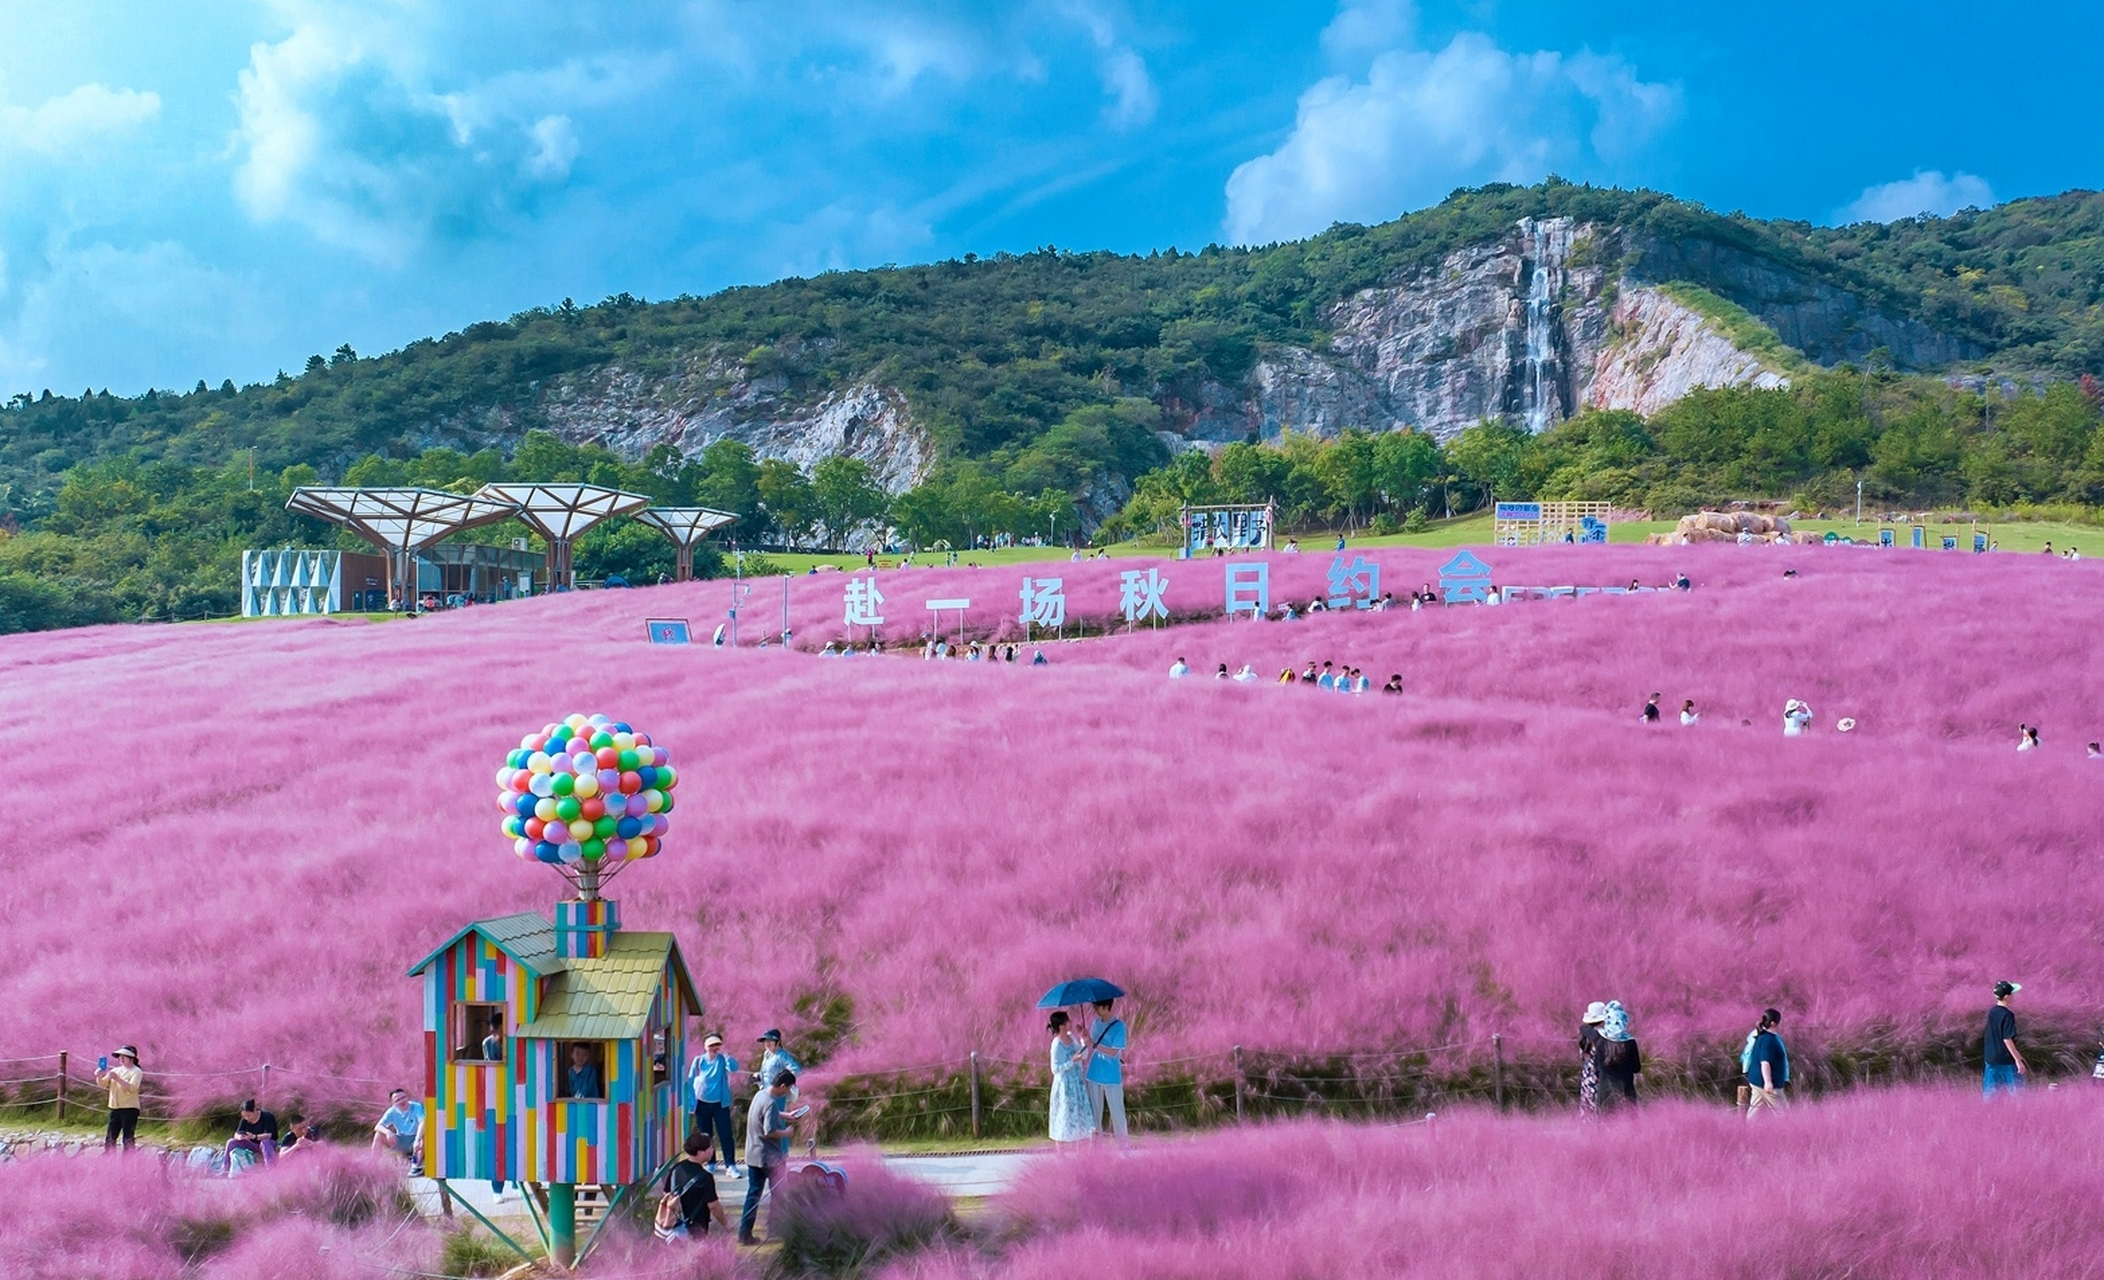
<box><xmin>1086</xmin><ymin>999</ymin><xmax>1129</xmax><ymax>1144</ymax></box>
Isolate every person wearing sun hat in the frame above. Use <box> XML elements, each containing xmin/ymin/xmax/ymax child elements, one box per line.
<box><xmin>689</xmin><ymin>1032</ymin><xmax>743</xmax><ymax>1178</ymax></box>
<box><xmin>1578</xmin><ymin>1003</ymin><xmax>1609</xmax><ymax>1117</ymax></box>
<box><xmin>1984</xmin><ymin>981</ymin><xmax>2028</xmax><ymax>1097</ymax></box>
<box><xmin>95</xmin><ymin>1045</ymin><xmax>143</xmax><ymax>1151</ymax></box>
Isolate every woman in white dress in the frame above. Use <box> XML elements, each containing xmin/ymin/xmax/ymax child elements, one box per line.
<box><xmin>1047</xmin><ymin>1011</ymin><xmax>1094</xmax><ymax>1144</ymax></box>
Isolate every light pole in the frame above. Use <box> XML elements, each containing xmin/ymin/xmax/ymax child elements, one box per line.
<box><xmin>1856</xmin><ymin>479</ymin><xmax>1864</xmax><ymax>525</ymax></box>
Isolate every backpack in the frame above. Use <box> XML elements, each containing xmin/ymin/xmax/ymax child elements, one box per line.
<box><xmin>654</xmin><ymin>1189</ymin><xmax>684</xmax><ymax>1234</ymax></box>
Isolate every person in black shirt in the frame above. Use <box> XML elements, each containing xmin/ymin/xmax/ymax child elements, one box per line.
<box><xmin>1641</xmin><ymin>693</ymin><xmax>1661</xmax><ymax>724</ymax></box>
<box><xmin>658</xmin><ymin>1129</ymin><xmax>728</xmax><ymax>1240</ymax></box>
<box><xmin>280</xmin><ymin>1113</ymin><xmax>324</xmax><ymax>1154</ymax></box>
<box><xmin>1596</xmin><ymin>1002</ymin><xmax>1642</xmax><ymax>1111</ymax></box>
<box><xmin>227</xmin><ymin>1099</ymin><xmax>279</xmax><ymax>1169</ymax></box>
<box><xmin>1984</xmin><ymin>981</ymin><xmax>2027</xmax><ymax>1096</ymax></box>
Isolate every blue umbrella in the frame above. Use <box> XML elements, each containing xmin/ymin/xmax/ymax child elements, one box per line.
<box><xmin>1036</xmin><ymin>978</ymin><xmax>1126</xmax><ymax>1009</ymax></box>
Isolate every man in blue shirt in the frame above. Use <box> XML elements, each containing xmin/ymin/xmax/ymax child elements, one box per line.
<box><xmin>689</xmin><ymin>1033</ymin><xmax>742</xmax><ymax>1176</ymax></box>
<box><xmin>369</xmin><ymin>1088</ymin><xmax>424</xmax><ymax>1168</ymax></box>
<box><xmin>1085</xmin><ymin>999</ymin><xmax>1129</xmax><ymax>1144</ymax></box>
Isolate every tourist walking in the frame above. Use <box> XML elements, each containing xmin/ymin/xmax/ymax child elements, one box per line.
<box><xmin>1680</xmin><ymin>700</ymin><xmax>1699</xmax><ymax>726</ymax></box>
<box><xmin>1597</xmin><ymin>1002</ymin><xmax>1642</xmax><ymax>1111</ymax></box>
<box><xmin>689</xmin><ymin>1033</ymin><xmax>742</xmax><ymax>1176</ymax></box>
<box><xmin>1085</xmin><ymin>998</ymin><xmax>1129</xmax><ymax>1144</ymax></box>
<box><xmin>1642</xmin><ymin>693</ymin><xmax>1661</xmax><ymax>723</ymax></box>
<box><xmin>1578</xmin><ymin>1003</ymin><xmax>1608</xmax><ymax>1117</ymax></box>
<box><xmin>1742</xmin><ymin>1009</ymin><xmax>1789</xmax><ymax>1118</ymax></box>
<box><xmin>656</xmin><ymin>1129</ymin><xmax>729</xmax><ymax>1240</ymax></box>
<box><xmin>1984</xmin><ymin>981</ymin><xmax>2027</xmax><ymax>1096</ymax></box>
<box><xmin>96</xmin><ymin>1045</ymin><xmax>143</xmax><ymax>1152</ymax></box>
<box><xmin>738</xmin><ymin>1070</ymin><xmax>797</xmax><ymax>1244</ymax></box>
<box><xmin>1047</xmin><ymin>1012</ymin><xmax>1093</xmax><ymax>1144</ymax></box>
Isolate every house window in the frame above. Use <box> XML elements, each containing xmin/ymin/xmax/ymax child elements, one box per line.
<box><xmin>558</xmin><ymin>1042</ymin><xmax>607</xmax><ymax>1099</ymax></box>
<box><xmin>450</xmin><ymin>1003</ymin><xmax>506</xmax><ymax>1063</ymax></box>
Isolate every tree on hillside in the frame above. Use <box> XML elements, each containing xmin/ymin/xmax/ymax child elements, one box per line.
<box><xmin>756</xmin><ymin>459</ymin><xmax>818</xmax><ymax>547</ymax></box>
<box><xmin>811</xmin><ymin>456</ymin><xmax>888</xmax><ymax>550</ymax></box>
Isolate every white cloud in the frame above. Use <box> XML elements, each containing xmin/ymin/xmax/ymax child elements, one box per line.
<box><xmin>229</xmin><ymin>7</ymin><xmax>643</xmax><ymax>262</ymax></box>
<box><xmin>0</xmin><ymin>82</ymin><xmax>160</xmax><ymax>158</ymax></box>
<box><xmin>1223</xmin><ymin>20</ymin><xmax>1674</xmax><ymax>244</ymax></box>
<box><xmin>1057</xmin><ymin>1</ymin><xmax>1156</xmax><ymax>129</ymax></box>
<box><xmin>526</xmin><ymin>114</ymin><xmax>578</xmax><ymax>180</ymax></box>
<box><xmin>1321</xmin><ymin>0</ymin><xmax>1414</xmax><ymax>61</ymax></box>
<box><xmin>1840</xmin><ymin>170</ymin><xmax>1995</xmax><ymax>224</ymax></box>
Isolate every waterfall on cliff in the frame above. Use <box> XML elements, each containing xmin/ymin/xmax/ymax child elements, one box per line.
<box><xmin>1520</xmin><ymin>219</ymin><xmax>1565</xmax><ymax>433</ymax></box>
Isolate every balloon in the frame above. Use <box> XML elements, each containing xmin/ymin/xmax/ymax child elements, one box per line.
<box><xmin>500</xmin><ymin>714</ymin><xmax>674</xmax><ymax>868</ymax></box>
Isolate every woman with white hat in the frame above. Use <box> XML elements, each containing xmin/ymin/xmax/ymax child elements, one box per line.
<box><xmin>95</xmin><ymin>1045</ymin><xmax>143</xmax><ymax>1152</ymax></box>
<box><xmin>1578</xmin><ymin>1003</ymin><xmax>1609</xmax><ymax>1117</ymax></box>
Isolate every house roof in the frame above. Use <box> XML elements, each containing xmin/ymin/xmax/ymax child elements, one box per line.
<box><xmin>405</xmin><ymin>911</ymin><xmax>565</xmax><ymax>979</ymax></box>
<box><xmin>517</xmin><ymin>931</ymin><xmax>702</xmax><ymax>1041</ymax></box>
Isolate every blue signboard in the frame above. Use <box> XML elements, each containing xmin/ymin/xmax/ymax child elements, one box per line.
<box><xmin>1438</xmin><ymin>550</ymin><xmax>1494</xmax><ymax>604</ymax></box>
<box><xmin>1879</xmin><ymin>528</ymin><xmax>1894</xmax><ymax>547</ymax></box>
<box><xmin>1912</xmin><ymin>526</ymin><xmax>1925</xmax><ymax>548</ymax></box>
<box><xmin>646</xmin><ymin>618</ymin><xmax>692</xmax><ymax>645</ymax></box>
<box><xmin>1494</xmin><ymin>502</ymin><xmax>1542</xmax><ymax>521</ymax></box>
<box><xmin>1973</xmin><ymin>532</ymin><xmax>1988</xmax><ymax>553</ymax></box>
<box><xmin>1578</xmin><ymin>516</ymin><xmax>1608</xmax><ymax>544</ymax></box>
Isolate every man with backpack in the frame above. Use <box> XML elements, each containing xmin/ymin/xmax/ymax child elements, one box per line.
<box><xmin>656</xmin><ymin>1130</ymin><xmax>728</xmax><ymax>1241</ymax></box>
<box><xmin>1742</xmin><ymin>1009</ymin><xmax>1789</xmax><ymax>1118</ymax></box>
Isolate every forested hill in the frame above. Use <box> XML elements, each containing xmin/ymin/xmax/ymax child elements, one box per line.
<box><xmin>6</xmin><ymin>181</ymin><xmax>2104</xmax><ymax>525</ymax></box>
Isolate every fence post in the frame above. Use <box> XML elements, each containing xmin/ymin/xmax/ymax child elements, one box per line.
<box><xmin>969</xmin><ymin>1052</ymin><xmax>982</xmax><ymax>1140</ymax></box>
<box><xmin>1233</xmin><ymin>1045</ymin><xmax>1244</xmax><ymax>1122</ymax></box>
<box><xmin>1493</xmin><ymin>1034</ymin><xmax>1505</xmax><ymax>1112</ymax></box>
<box><xmin>261</xmin><ymin>1063</ymin><xmax>270</xmax><ymax>1105</ymax></box>
<box><xmin>55</xmin><ymin>1051</ymin><xmax>67</xmax><ymax>1123</ymax></box>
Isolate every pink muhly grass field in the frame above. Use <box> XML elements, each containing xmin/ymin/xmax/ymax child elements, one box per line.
<box><xmin>0</xmin><ymin>545</ymin><xmax>2099</xmax><ymax>1113</ymax></box>
<box><xmin>930</xmin><ymin>1084</ymin><xmax>2104</xmax><ymax>1280</ymax></box>
<box><xmin>0</xmin><ymin>1145</ymin><xmax>435</xmax><ymax>1280</ymax></box>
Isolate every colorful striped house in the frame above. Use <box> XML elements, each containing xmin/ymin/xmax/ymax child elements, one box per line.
<box><xmin>408</xmin><ymin>898</ymin><xmax>701</xmax><ymax>1187</ymax></box>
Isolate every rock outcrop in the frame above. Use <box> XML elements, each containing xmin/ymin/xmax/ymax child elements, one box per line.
<box><xmin>439</xmin><ymin>215</ymin><xmax>1978</xmax><ymax>492</ymax></box>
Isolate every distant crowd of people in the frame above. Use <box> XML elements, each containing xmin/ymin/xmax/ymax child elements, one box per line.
<box><xmin>1167</xmin><ymin>656</ymin><xmax>1401</xmax><ymax>695</ymax></box>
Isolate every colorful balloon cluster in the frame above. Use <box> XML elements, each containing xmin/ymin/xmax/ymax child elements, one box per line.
<box><xmin>495</xmin><ymin>714</ymin><xmax>678</xmax><ymax>865</ymax></box>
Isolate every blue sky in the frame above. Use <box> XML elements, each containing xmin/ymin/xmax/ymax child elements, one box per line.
<box><xmin>4</xmin><ymin>0</ymin><xmax>2102</xmax><ymax>398</ymax></box>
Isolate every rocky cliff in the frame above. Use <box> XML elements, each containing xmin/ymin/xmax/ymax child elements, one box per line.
<box><xmin>456</xmin><ymin>215</ymin><xmax>1979</xmax><ymax>480</ymax></box>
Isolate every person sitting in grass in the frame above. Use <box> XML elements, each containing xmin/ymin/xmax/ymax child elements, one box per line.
<box><xmin>226</xmin><ymin>1098</ymin><xmax>279</xmax><ymax>1172</ymax></box>
<box><xmin>1382</xmin><ymin>674</ymin><xmax>1403</xmax><ymax>695</ymax></box>
<box><xmin>371</xmin><ymin>1088</ymin><xmax>423</xmax><ymax>1168</ymax></box>
<box><xmin>280</xmin><ymin>1113</ymin><xmax>324</xmax><ymax>1155</ymax></box>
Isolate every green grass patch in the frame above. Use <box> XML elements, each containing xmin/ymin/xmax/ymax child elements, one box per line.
<box><xmin>1656</xmin><ymin>280</ymin><xmax>1816</xmax><ymax>376</ymax></box>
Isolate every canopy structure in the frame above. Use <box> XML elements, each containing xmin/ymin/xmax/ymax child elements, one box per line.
<box><xmin>286</xmin><ymin>487</ymin><xmax>522</xmax><ymax>610</ymax></box>
<box><xmin>630</xmin><ymin>506</ymin><xmax>738</xmax><ymax>581</ymax></box>
<box><xmin>476</xmin><ymin>484</ymin><xmax>652</xmax><ymax>590</ymax></box>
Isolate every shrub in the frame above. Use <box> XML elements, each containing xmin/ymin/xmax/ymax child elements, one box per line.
<box><xmin>770</xmin><ymin>1161</ymin><xmax>957</xmax><ymax>1275</ymax></box>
